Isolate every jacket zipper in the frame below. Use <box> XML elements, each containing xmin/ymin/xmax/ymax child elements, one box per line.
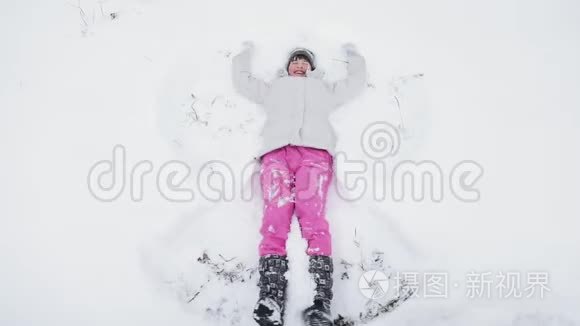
<box><xmin>299</xmin><ymin>78</ymin><xmax>306</xmax><ymax>139</ymax></box>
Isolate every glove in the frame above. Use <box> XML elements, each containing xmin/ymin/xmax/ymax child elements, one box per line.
<box><xmin>342</xmin><ymin>42</ymin><xmax>358</xmax><ymax>56</ymax></box>
<box><xmin>241</xmin><ymin>40</ymin><xmax>255</xmax><ymax>52</ymax></box>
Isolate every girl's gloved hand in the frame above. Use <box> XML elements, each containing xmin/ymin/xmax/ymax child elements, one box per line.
<box><xmin>342</xmin><ymin>42</ymin><xmax>358</xmax><ymax>56</ymax></box>
<box><xmin>241</xmin><ymin>40</ymin><xmax>255</xmax><ymax>52</ymax></box>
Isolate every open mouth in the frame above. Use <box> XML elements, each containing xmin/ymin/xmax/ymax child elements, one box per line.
<box><xmin>294</xmin><ymin>70</ymin><xmax>305</xmax><ymax>75</ymax></box>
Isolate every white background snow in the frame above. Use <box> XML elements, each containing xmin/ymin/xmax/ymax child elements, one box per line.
<box><xmin>1</xmin><ymin>0</ymin><xmax>579</xmax><ymax>325</ymax></box>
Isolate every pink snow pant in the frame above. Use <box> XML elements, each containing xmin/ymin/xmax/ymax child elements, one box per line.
<box><xmin>258</xmin><ymin>145</ymin><xmax>334</xmax><ymax>257</ymax></box>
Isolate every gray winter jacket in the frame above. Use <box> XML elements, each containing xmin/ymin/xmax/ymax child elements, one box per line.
<box><xmin>232</xmin><ymin>46</ymin><xmax>367</xmax><ymax>160</ymax></box>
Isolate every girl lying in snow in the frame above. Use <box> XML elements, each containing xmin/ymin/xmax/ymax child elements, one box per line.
<box><xmin>232</xmin><ymin>42</ymin><xmax>367</xmax><ymax>326</ymax></box>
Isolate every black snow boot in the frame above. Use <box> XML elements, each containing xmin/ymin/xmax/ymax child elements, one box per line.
<box><xmin>302</xmin><ymin>255</ymin><xmax>334</xmax><ymax>326</ymax></box>
<box><xmin>253</xmin><ymin>254</ymin><xmax>289</xmax><ymax>326</ymax></box>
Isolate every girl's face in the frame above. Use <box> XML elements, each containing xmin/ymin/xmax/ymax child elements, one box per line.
<box><xmin>288</xmin><ymin>58</ymin><xmax>311</xmax><ymax>77</ymax></box>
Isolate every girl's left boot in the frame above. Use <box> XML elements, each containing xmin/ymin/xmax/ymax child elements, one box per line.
<box><xmin>302</xmin><ymin>255</ymin><xmax>334</xmax><ymax>326</ymax></box>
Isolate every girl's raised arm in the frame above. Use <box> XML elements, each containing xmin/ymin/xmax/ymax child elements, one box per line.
<box><xmin>232</xmin><ymin>41</ymin><xmax>270</xmax><ymax>104</ymax></box>
<box><xmin>330</xmin><ymin>43</ymin><xmax>367</xmax><ymax>106</ymax></box>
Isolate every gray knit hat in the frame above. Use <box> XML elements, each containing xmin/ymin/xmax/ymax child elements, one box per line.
<box><xmin>286</xmin><ymin>47</ymin><xmax>316</xmax><ymax>71</ymax></box>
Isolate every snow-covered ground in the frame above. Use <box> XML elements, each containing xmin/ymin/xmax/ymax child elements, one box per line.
<box><xmin>1</xmin><ymin>0</ymin><xmax>580</xmax><ymax>325</ymax></box>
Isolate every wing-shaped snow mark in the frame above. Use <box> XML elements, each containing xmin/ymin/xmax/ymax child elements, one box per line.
<box><xmin>384</xmin><ymin>73</ymin><xmax>430</xmax><ymax>147</ymax></box>
<box><xmin>187</xmin><ymin>279</ymin><xmax>211</xmax><ymax>303</ymax></box>
<box><xmin>185</xmin><ymin>93</ymin><xmax>209</xmax><ymax>126</ymax></box>
<box><xmin>334</xmin><ymin>235</ymin><xmax>416</xmax><ymax>325</ymax></box>
<box><xmin>333</xmin><ymin>280</ymin><xmax>415</xmax><ymax>325</ymax></box>
<box><xmin>67</xmin><ymin>0</ymin><xmax>120</xmax><ymax>37</ymax></box>
<box><xmin>387</xmin><ymin>73</ymin><xmax>424</xmax><ymax>132</ymax></box>
<box><xmin>196</xmin><ymin>251</ymin><xmax>257</xmax><ymax>285</ymax></box>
